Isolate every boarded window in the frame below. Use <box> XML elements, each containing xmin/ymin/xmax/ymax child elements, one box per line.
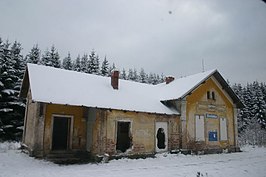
<box><xmin>220</xmin><ymin>118</ymin><xmax>228</xmax><ymax>141</ymax></box>
<box><xmin>195</xmin><ymin>115</ymin><xmax>205</xmax><ymax>141</ymax></box>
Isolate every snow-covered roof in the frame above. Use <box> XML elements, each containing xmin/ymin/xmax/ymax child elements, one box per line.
<box><xmin>22</xmin><ymin>64</ymin><xmax>178</xmax><ymax>115</ymax></box>
<box><xmin>156</xmin><ymin>69</ymin><xmax>217</xmax><ymax>101</ymax></box>
<box><xmin>20</xmin><ymin>64</ymin><xmax>243</xmax><ymax>115</ymax></box>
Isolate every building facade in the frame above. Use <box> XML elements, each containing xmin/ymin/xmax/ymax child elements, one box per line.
<box><xmin>20</xmin><ymin>64</ymin><xmax>243</xmax><ymax>160</ymax></box>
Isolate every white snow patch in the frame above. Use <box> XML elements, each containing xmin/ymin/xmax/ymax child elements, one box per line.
<box><xmin>0</xmin><ymin>143</ymin><xmax>266</xmax><ymax>177</ymax></box>
<box><xmin>0</xmin><ymin>108</ymin><xmax>13</xmax><ymax>112</ymax></box>
<box><xmin>8</xmin><ymin>102</ymin><xmax>26</xmax><ymax>107</ymax></box>
<box><xmin>0</xmin><ymin>142</ymin><xmax>21</xmax><ymax>152</ymax></box>
<box><xmin>2</xmin><ymin>89</ymin><xmax>15</xmax><ymax>95</ymax></box>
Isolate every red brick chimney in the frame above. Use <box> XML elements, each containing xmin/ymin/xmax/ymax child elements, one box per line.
<box><xmin>111</xmin><ymin>70</ymin><xmax>119</xmax><ymax>89</ymax></box>
<box><xmin>165</xmin><ymin>76</ymin><xmax>175</xmax><ymax>84</ymax></box>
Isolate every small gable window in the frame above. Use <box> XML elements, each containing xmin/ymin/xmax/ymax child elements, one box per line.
<box><xmin>212</xmin><ymin>91</ymin><xmax>216</xmax><ymax>100</ymax></box>
<box><xmin>207</xmin><ymin>91</ymin><xmax>211</xmax><ymax>99</ymax></box>
<box><xmin>207</xmin><ymin>91</ymin><xmax>216</xmax><ymax>100</ymax></box>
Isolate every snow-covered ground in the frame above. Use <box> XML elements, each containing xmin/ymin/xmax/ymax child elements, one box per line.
<box><xmin>0</xmin><ymin>143</ymin><xmax>266</xmax><ymax>177</ymax></box>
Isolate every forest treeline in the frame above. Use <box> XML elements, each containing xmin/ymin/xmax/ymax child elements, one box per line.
<box><xmin>0</xmin><ymin>38</ymin><xmax>265</xmax><ymax>145</ymax></box>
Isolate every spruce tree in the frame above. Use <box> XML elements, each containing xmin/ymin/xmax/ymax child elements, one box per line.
<box><xmin>139</xmin><ymin>68</ymin><xmax>148</xmax><ymax>83</ymax></box>
<box><xmin>49</xmin><ymin>45</ymin><xmax>61</xmax><ymax>68</ymax></box>
<box><xmin>62</xmin><ymin>52</ymin><xmax>73</xmax><ymax>70</ymax></box>
<box><xmin>132</xmin><ymin>69</ymin><xmax>138</xmax><ymax>82</ymax></box>
<box><xmin>73</xmin><ymin>55</ymin><xmax>81</xmax><ymax>72</ymax></box>
<box><xmin>88</xmin><ymin>50</ymin><xmax>100</xmax><ymax>74</ymax></box>
<box><xmin>26</xmin><ymin>44</ymin><xmax>40</xmax><ymax>64</ymax></box>
<box><xmin>128</xmin><ymin>69</ymin><xmax>134</xmax><ymax>81</ymax></box>
<box><xmin>0</xmin><ymin>40</ymin><xmax>25</xmax><ymax>140</ymax></box>
<box><xmin>121</xmin><ymin>68</ymin><xmax>127</xmax><ymax>80</ymax></box>
<box><xmin>94</xmin><ymin>55</ymin><xmax>100</xmax><ymax>75</ymax></box>
<box><xmin>40</xmin><ymin>45</ymin><xmax>61</xmax><ymax>68</ymax></box>
<box><xmin>40</xmin><ymin>49</ymin><xmax>50</xmax><ymax>66</ymax></box>
<box><xmin>101</xmin><ymin>56</ymin><xmax>109</xmax><ymax>76</ymax></box>
<box><xmin>80</xmin><ymin>54</ymin><xmax>88</xmax><ymax>73</ymax></box>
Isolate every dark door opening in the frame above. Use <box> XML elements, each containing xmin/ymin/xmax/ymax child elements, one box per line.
<box><xmin>52</xmin><ymin>117</ymin><xmax>71</xmax><ymax>150</ymax></box>
<box><xmin>156</xmin><ymin>128</ymin><xmax>166</xmax><ymax>149</ymax></box>
<box><xmin>116</xmin><ymin>122</ymin><xmax>131</xmax><ymax>153</ymax></box>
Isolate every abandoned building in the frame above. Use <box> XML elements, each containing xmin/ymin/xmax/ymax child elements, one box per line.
<box><xmin>19</xmin><ymin>63</ymin><xmax>244</xmax><ymax>160</ymax></box>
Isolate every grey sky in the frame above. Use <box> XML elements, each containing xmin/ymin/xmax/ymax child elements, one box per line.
<box><xmin>1</xmin><ymin>0</ymin><xmax>266</xmax><ymax>84</ymax></box>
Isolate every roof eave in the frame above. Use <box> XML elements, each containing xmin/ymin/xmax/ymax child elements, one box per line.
<box><xmin>212</xmin><ymin>71</ymin><xmax>244</xmax><ymax>108</ymax></box>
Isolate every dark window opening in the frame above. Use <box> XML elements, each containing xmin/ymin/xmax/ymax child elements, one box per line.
<box><xmin>116</xmin><ymin>122</ymin><xmax>131</xmax><ymax>153</ymax></box>
<box><xmin>207</xmin><ymin>91</ymin><xmax>216</xmax><ymax>100</ymax></box>
<box><xmin>207</xmin><ymin>91</ymin><xmax>210</xmax><ymax>99</ymax></box>
<box><xmin>156</xmin><ymin>128</ymin><xmax>166</xmax><ymax>149</ymax></box>
<box><xmin>212</xmin><ymin>91</ymin><xmax>215</xmax><ymax>100</ymax></box>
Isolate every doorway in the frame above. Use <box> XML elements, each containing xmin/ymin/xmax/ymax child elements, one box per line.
<box><xmin>116</xmin><ymin>121</ymin><xmax>131</xmax><ymax>153</ymax></box>
<box><xmin>155</xmin><ymin>122</ymin><xmax>168</xmax><ymax>152</ymax></box>
<box><xmin>52</xmin><ymin>116</ymin><xmax>71</xmax><ymax>150</ymax></box>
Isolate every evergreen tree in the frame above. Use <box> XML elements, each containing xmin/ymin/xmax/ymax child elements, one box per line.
<box><xmin>160</xmin><ymin>73</ymin><xmax>165</xmax><ymax>83</ymax></box>
<box><xmin>147</xmin><ymin>73</ymin><xmax>154</xmax><ymax>84</ymax></box>
<box><xmin>62</xmin><ymin>52</ymin><xmax>73</xmax><ymax>70</ymax></box>
<box><xmin>101</xmin><ymin>56</ymin><xmax>109</xmax><ymax>76</ymax></box>
<box><xmin>233</xmin><ymin>82</ymin><xmax>266</xmax><ymax>145</ymax></box>
<box><xmin>148</xmin><ymin>73</ymin><xmax>159</xmax><ymax>85</ymax></box>
<box><xmin>128</xmin><ymin>68</ymin><xmax>134</xmax><ymax>81</ymax></box>
<box><xmin>40</xmin><ymin>45</ymin><xmax>61</xmax><ymax>68</ymax></box>
<box><xmin>11</xmin><ymin>41</ymin><xmax>26</xmax><ymax>89</ymax></box>
<box><xmin>26</xmin><ymin>44</ymin><xmax>40</xmax><ymax>64</ymax></box>
<box><xmin>40</xmin><ymin>49</ymin><xmax>50</xmax><ymax>66</ymax></box>
<box><xmin>80</xmin><ymin>54</ymin><xmax>88</xmax><ymax>73</ymax></box>
<box><xmin>49</xmin><ymin>45</ymin><xmax>61</xmax><ymax>68</ymax></box>
<box><xmin>132</xmin><ymin>69</ymin><xmax>138</xmax><ymax>82</ymax></box>
<box><xmin>73</xmin><ymin>55</ymin><xmax>81</xmax><ymax>72</ymax></box>
<box><xmin>94</xmin><ymin>55</ymin><xmax>100</xmax><ymax>75</ymax></box>
<box><xmin>88</xmin><ymin>50</ymin><xmax>100</xmax><ymax>74</ymax></box>
<box><xmin>120</xmin><ymin>68</ymin><xmax>127</xmax><ymax>80</ymax></box>
<box><xmin>139</xmin><ymin>68</ymin><xmax>148</xmax><ymax>83</ymax></box>
<box><xmin>0</xmin><ymin>40</ymin><xmax>25</xmax><ymax>141</ymax></box>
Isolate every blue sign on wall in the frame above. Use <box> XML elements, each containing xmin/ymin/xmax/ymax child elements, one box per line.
<box><xmin>209</xmin><ymin>131</ymin><xmax>218</xmax><ymax>141</ymax></box>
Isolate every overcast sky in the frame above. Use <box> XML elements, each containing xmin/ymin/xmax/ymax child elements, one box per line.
<box><xmin>1</xmin><ymin>0</ymin><xmax>266</xmax><ymax>84</ymax></box>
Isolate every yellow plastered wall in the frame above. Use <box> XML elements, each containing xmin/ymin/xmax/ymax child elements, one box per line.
<box><xmin>186</xmin><ymin>77</ymin><xmax>235</xmax><ymax>148</ymax></box>
<box><xmin>91</xmin><ymin>109</ymin><xmax>180</xmax><ymax>156</ymax></box>
<box><xmin>43</xmin><ymin>104</ymin><xmax>87</xmax><ymax>154</ymax></box>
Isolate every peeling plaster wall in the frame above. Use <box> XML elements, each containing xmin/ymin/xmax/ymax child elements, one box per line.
<box><xmin>90</xmin><ymin>109</ymin><xmax>180</xmax><ymax>157</ymax></box>
<box><xmin>23</xmin><ymin>89</ymin><xmax>38</xmax><ymax>153</ymax></box>
<box><xmin>185</xmin><ymin>77</ymin><xmax>236</xmax><ymax>151</ymax></box>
